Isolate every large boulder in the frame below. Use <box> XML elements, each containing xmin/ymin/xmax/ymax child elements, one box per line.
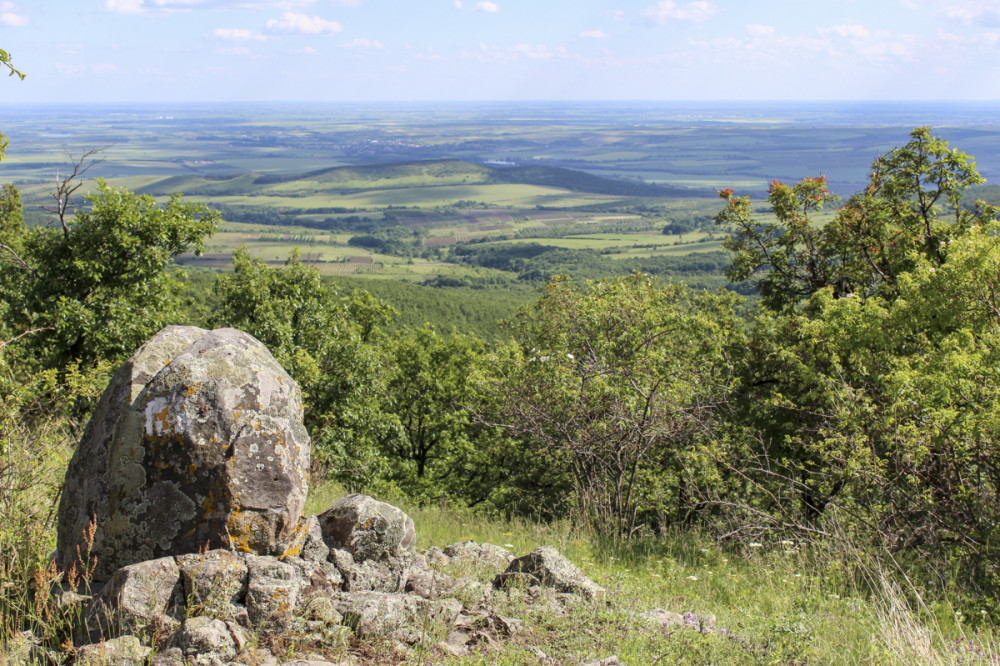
<box><xmin>57</xmin><ymin>326</ymin><xmax>311</xmax><ymax>581</ymax></box>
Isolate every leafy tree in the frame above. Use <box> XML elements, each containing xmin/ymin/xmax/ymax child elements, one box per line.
<box><xmin>478</xmin><ymin>274</ymin><xmax>741</xmax><ymax>537</ymax></box>
<box><xmin>381</xmin><ymin>327</ymin><xmax>483</xmax><ymax>499</ymax></box>
<box><xmin>2</xmin><ymin>181</ymin><xmax>218</xmax><ymax>369</ymax></box>
<box><xmin>714</xmin><ymin>129</ymin><xmax>1000</xmax><ymax>584</ymax></box>
<box><xmin>0</xmin><ymin>48</ymin><xmax>24</xmax><ymax>163</ymax></box>
<box><xmin>716</xmin><ymin>127</ymin><xmax>988</xmax><ymax>310</ymax></box>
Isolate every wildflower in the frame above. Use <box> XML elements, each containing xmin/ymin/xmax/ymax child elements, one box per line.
<box><xmin>504</xmin><ymin>543</ymin><xmax>514</xmax><ymax>548</ymax></box>
<box><xmin>686</xmin><ymin>575</ymin><xmax>698</xmax><ymax>581</ymax></box>
<box><xmin>749</xmin><ymin>542</ymin><xmax>763</xmax><ymax>548</ymax></box>
<box><xmin>780</xmin><ymin>540</ymin><xmax>793</xmax><ymax>547</ymax></box>
<box><xmin>829</xmin><ymin>594</ymin><xmax>840</xmax><ymax>599</ymax></box>
<box><xmin>566</xmin><ymin>353</ymin><xmax>574</xmax><ymax>360</ymax></box>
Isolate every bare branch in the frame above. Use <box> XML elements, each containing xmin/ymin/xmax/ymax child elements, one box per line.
<box><xmin>0</xmin><ymin>327</ymin><xmax>53</xmax><ymax>351</ymax></box>
<box><xmin>40</xmin><ymin>146</ymin><xmax>108</xmax><ymax>237</ymax></box>
<box><xmin>0</xmin><ymin>242</ymin><xmax>34</xmax><ymax>274</ymax></box>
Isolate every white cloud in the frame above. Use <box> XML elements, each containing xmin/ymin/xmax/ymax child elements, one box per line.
<box><xmin>822</xmin><ymin>24</ymin><xmax>871</xmax><ymax>38</ymax></box>
<box><xmin>106</xmin><ymin>0</ymin><xmax>145</xmax><ymax>14</ymax></box>
<box><xmin>746</xmin><ymin>24</ymin><xmax>774</xmax><ymax>37</ymax></box>
<box><xmin>641</xmin><ymin>0</ymin><xmax>716</xmax><ymax>23</ymax></box>
<box><xmin>0</xmin><ymin>11</ymin><xmax>27</xmax><ymax>26</ymax></box>
<box><xmin>92</xmin><ymin>63</ymin><xmax>119</xmax><ymax>74</ymax></box>
<box><xmin>453</xmin><ymin>0</ymin><xmax>462</xmax><ymax>7</ymax></box>
<box><xmin>266</xmin><ymin>12</ymin><xmax>342</xmax><ymax>34</ymax></box>
<box><xmin>214</xmin><ymin>27</ymin><xmax>267</xmax><ymax>41</ymax></box>
<box><xmin>345</xmin><ymin>37</ymin><xmax>384</xmax><ymax>48</ymax></box>
<box><xmin>474</xmin><ymin>1</ymin><xmax>499</xmax><ymax>12</ymax></box>
<box><xmin>579</xmin><ymin>30</ymin><xmax>608</xmax><ymax>39</ymax></box>
<box><xmin>607</xmin><ymin>10</ymin><xmax>625</xmax><ymax>20</ymax></box>
<box><xmin>471</xmin><ymin>42</ymin><xmax>566</xmax><ymax>62</ymax></box>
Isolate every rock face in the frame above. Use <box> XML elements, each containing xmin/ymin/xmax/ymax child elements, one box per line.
<box><xmin>57</xmin><ymin>326</ymin><xmax>311</xmax><ymax>581</ymax></box>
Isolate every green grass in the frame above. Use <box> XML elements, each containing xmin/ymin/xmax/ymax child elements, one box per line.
<box><xmin>304</xmin><ymin>482</ymin><xmax>1000</xmax><ymax>665</ymax></box>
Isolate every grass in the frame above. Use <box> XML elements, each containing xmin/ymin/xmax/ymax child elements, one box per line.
<box><xmin>2</xmin><ymin>458</ymin><xmax>998</xmax><ymax>665</ymax></box>
<box><xmin>304</xmin><ymin>482</ymin><xmax>1000</xmax><ymax>665</ymax></box>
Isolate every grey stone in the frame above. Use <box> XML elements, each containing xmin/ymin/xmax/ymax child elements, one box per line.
<box><xmin>317</xmin><ymin>494</ymin><xmax>415</xmax><ymax>567</ymax></box>
<box><xmin>284</xmin><ymin>556</ymin><xmax>343</xmax><ymax>596</ymax></box>
<box><xmin>173</xmin><ymin>616</ymin><xmax>244</xmax><ymax>659</ymax></box>
<box><xmin>76</xmin><ymin>635</ymin><xmax>152</xmax><ymax>665</ymax></box>
<box><xmin>245</xmin><ymin>555</ymin><xmax>299</xmax><ymax>627</ymax></box>
<box><xmin>89</xmin><ymin>556</ymin><xmax>183</xmax><ymax>639</ymax></box>
<box><xmin>328</xmin><ymin>548</ymin><xmax>406</xmax><ymax>593</ymax></box>
<box><xmin>334</xmin><ymin>592</ymin><xmax>462</xmax><ymax>644</ymax></box>
<box><xmin>57</xmin><ymin>326</ymin><xmax>311</xmax><ymax>581</ymax></box>
<box><xmin>299</xmin><ymin>515</ymin><xmax>330</xmax><ymax>563</ymax></box>
<box><xmin>494</xmin><ymin>546</ymin><xmax>605</xmax><ymax>601</ymax></box>
<box><xmin>150</xmin><ymin>646</ymin><xmax>185</xmax><ymax>666</ymax></box>
<box><xmin>177</xmin><ymin>549</ymin><xmax>248</xmax><ymax>617</ymax></box>
<box><xmin>639</xmin><ymin>608</ymin><xmax>684</xmax><ymax>629</ymax></box>
<box><xmin>424</xmin><ymin>546</ymin><xmax>449</xmax><ymax>569</ymax></box>
<box><xmin>442</xmin><ymin>540</ymin><xmax>514</xmax><ymax>574</ymax></box>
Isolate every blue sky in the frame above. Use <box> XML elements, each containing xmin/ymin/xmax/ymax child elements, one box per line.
<box><xmin>2</xmin><ymin>0</ymin><xmax>999</xmax><ymax>102</ymax></box>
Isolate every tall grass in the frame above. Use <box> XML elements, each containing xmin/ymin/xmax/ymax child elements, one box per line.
<box><xmin>2</xmin><ymin>471</ymin><xmax>997</xmax><ymax>664</ymax></box>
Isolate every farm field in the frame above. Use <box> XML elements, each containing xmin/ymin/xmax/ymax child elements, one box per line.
<box><xmin>4</xmin><ymin>101</ymin><xmax>1000</xmax><ymax>287</ymax></box>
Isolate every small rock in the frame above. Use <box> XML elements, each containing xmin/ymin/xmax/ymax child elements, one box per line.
<box><xmin>583</xmin><ymin>657</ymin><xmax>620</xmax><ymax>666</ymax></box>
<box><xmin>151</xmin><ymin>646</ymin><xmax>185</xmax><ymax>666</ymax></box>
<box><xmin>89</xmin><ymin>556</ymin><xmax>183</xmax><ymax>639</ymax></box>
<box><xmin>442</xmin><ymin>541</ymin><xmax>514</xmax><ymax>574</ymax></box>
<box><xmin>245</xmin><ymin>556</ymin><xmax>299</xmax><ymax>628</ymax></box>
<box><xmin>76</xmin><ymin>636</ymin><xmax>152</xmax><ymax>666</ymax></box>
<box><xmin>177</xmin><ymin>549</ymin><xmax>249</xmax><ymax>618</ymax></box>
<box><xmin>334</xmin><ymin>592</ymin><xmax>462</xmax><ymax>644</ymax></box>
<box><xmin>317</xmin><ymin>494</ymin><xmax>416</xmax><ymax>567</ymax></box>
<box><xmin>494</xmin><ymin>547</ymin><xmax>605</xmax><ymax>601</ymax></box>
<box><xmin>299</xmin><ymin>515</ymin><xmax>330</xmax><ymax>563</ymax></box>
<box><xmin>173</xmin><ymin>616</ymin><xmax>242</xmax><ymax>659</ymax></box>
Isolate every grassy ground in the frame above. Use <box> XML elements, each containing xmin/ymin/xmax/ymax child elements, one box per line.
<box><xmin>305</xmin><ymin>484</ymin><xmax>1000</xmax><ymax>665</ymax></box>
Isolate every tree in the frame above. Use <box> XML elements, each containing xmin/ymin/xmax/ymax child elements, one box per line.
<box><xmin>382</xmin><ymin>327</ymin><xmax>481</xmax><ymax>498</ymax></box>
<box><xmin>0</xmin><ymin>180</ymin><xmax>219</xmax><ymax>369</ymax></box>
<box><xmin>714</xmin><ymin>129</ymin><xmax>1000</xmax><ymax>584</ymax></box>
<box><xmin>716</xmin><ymin>127</ymin><xmax>988</xmax><ymax>310</ymax></box>
<box><xmin>0</xmin><ymin>49</ymin><xmax>24</xmax><ymax>163</ymax></box>
<box><xmin>478</xmin><ymin>274</ymin><xmax>741</xmax><ymax>537</ymax></box>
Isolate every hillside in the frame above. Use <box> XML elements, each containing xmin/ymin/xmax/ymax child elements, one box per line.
<box><xmin>135</xmin><ymin>159</ymin><xmax>691</xmax><ymax>199</ymax></box>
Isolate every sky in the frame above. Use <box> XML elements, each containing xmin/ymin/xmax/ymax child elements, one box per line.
<box><xmin>1</xmin><ymin>0</ymin><xmax>999</xmax><ymax>103</ymax></box>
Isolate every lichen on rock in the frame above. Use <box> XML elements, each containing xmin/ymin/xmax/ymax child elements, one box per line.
<box><xmin>57</xmin><ymin>326</ymin><xmax>311</xmax><ymax>581</ymax></box>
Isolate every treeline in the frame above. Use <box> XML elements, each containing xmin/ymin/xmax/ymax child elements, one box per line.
<box><xmin>4</xmin><ymin>128</ymin><xmax>1000</xmax><ymax>602</ymax></box>
<box><xmin>449</xmin><ymin>242</ymin><xmax>732</xmax><ymax>288</ymax></box>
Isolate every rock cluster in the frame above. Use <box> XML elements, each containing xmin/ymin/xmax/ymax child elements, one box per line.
<box><xmin>65</xmin><ymin>503</ymin><xmax>605</xmax><ymax>664</ymax></box>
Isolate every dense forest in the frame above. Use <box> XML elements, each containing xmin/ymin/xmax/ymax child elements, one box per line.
<box><xmin>4</xmin><ymin>81</ymin><xmax>1000</xmax><ymax>660</ymax></box>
